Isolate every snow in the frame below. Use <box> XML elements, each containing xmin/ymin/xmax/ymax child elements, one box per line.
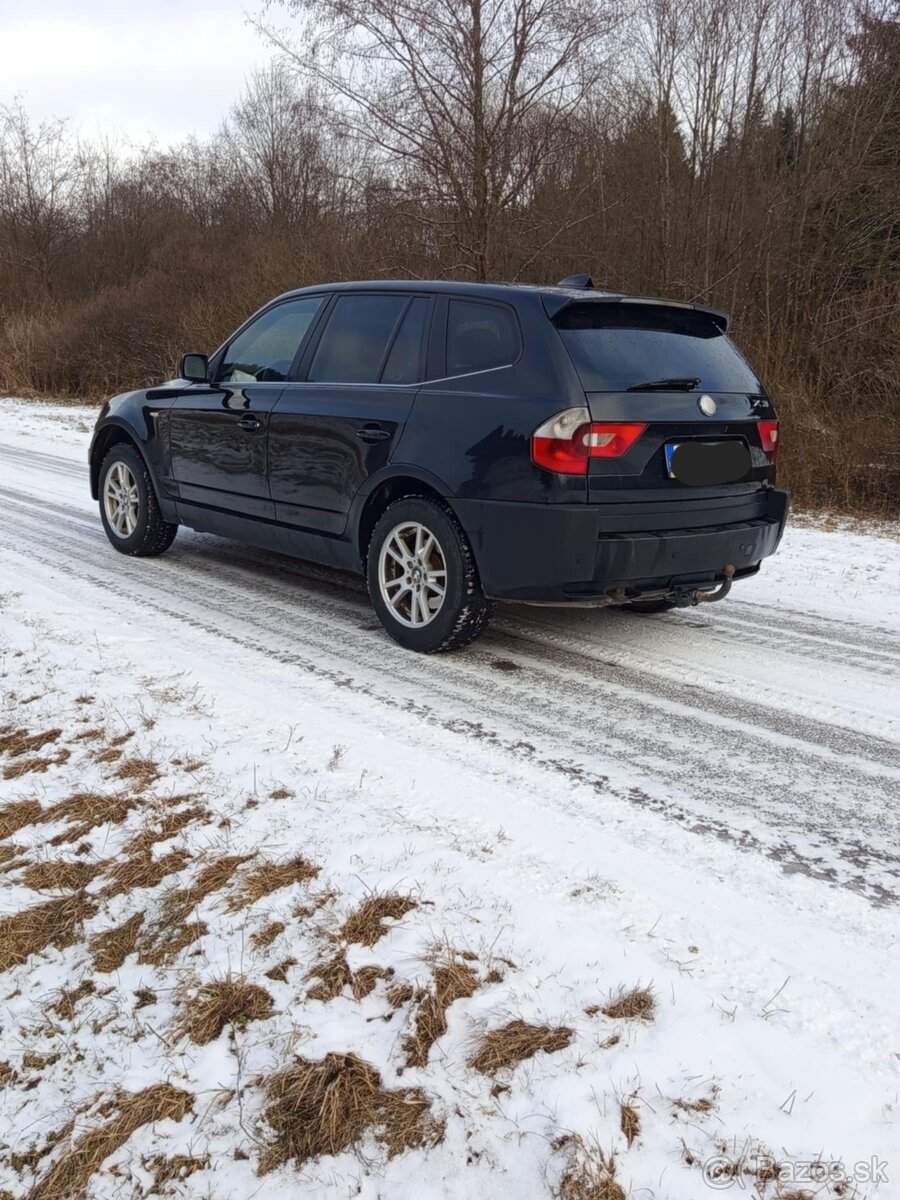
<box><xmin>0</xmin><ymin>395</ymin><xmax>898</xmax><ymax>1198</ymax></box>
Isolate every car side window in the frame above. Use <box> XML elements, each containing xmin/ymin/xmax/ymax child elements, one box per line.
<box><xmin>308</xmin><ymin>294</ymin><xmax>408</xmax><ymax>384</ymax></box>
<box><xmin>218</xmin><ymin>297</ymin><xmax>323</xmax><ymax>384</ymax></box>
<box><xmin>447</xmin><ymin>299</ymin><xmax>520</xmax><ymax>377</ymax></box>
<box><xmin>380</xmin><ymin>297</ymin><xmax>430</xmax><ymax>385</ymax></box>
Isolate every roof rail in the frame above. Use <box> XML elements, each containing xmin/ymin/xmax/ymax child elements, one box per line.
<box><xmin>556</xmin><ymin>273</ymin><xmax>594</xmax><ymax>289</ymax></box>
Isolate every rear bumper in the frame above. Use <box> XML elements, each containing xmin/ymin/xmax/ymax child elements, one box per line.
<box><xmin>453</xmin><ymin>488</ymin><xmax>789</xmax><ymax>603</ymax></box>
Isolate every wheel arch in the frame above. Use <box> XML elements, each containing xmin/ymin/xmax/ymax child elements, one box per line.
<box><xmin>90</xmin><ymin>421</ymin><xmax>151</xmax><ymax>500</ymax></box>
<box><xmin>353</xmin><ymin>466</ymin><xmax>456</xmax><ymax>566</ymax></box>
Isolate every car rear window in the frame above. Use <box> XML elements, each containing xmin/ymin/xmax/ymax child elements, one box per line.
<box><xmin>554</xmin><ymin>302</ymin><xmax>761</xmax><ymax>393</ymax></box>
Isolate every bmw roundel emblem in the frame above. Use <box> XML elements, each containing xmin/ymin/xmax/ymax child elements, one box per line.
<box><xmin>698</xmin><ymin>394</ymin><xmax>717</xmax><ymax>416</ymax></box>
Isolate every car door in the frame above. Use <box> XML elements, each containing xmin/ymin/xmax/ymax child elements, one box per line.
<box><xmin>268</xmin><ymin>293</ymin><xmax>432</xmax><ymax>534</ymax></box>
<box><xmin>168</xmin><ymin>295</ymin><xmax>325</xmax><ymax>518</ymax></box>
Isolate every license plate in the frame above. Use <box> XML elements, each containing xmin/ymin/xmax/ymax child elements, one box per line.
<box><xmin>665</xmin><ymin>440</ymin><xmax>751</xmax><ymax>485</ymax></box>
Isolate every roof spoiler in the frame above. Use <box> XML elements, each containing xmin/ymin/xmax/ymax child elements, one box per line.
<box><xmin>544</xmin><ymin>289</ymin><xmax>729</xmax><ymax>330</ymax></box>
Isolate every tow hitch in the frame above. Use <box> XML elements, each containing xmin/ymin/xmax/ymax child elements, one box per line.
<box><xmin>675</xmin><ymin>564</ymin><xmax>736</xmax><ymax>607</ymax></box>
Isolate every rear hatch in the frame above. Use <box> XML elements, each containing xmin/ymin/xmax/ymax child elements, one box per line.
<box><xmin>551</xmin><ymin>299</ymin><xmax>778</xmax><ymax>529</ymax></box>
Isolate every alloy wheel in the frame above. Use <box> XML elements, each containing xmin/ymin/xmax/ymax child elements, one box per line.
<box><xmin>377</xmin><ymin>521</ymin><xmax>447</xmax><ymax>628</ymax></box>
<box><xmin>103</xmin><ymin>461</ymin><xmax>140</xmax><ymax>538</ymax></box>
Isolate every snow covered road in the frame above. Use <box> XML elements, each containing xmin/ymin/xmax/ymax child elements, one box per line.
<box><xmin>0</xmin><ymin>432</ymin><xmax>898</xmax><ymax>908</ymax></box>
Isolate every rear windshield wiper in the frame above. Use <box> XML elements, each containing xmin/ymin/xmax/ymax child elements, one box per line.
<box><xmin>627</xmin><ymin>377</ymin><xmax>701</xmax><ymax>392</ymax></box>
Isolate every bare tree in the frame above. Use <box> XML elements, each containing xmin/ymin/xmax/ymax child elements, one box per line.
<box><xmin>256</xmin><ymin>0</ymin><xmax>621</xmax><ymax>277</ymax></box>
<box><xmin>221</xmin><ymin>62</ymin><xmax>328</xmax><ymax>228</ymax></box>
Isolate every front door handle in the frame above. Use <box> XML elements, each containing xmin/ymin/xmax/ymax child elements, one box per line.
<box><xmin>356</xmin><ymin>424</ymin><xmax>390</xmax><ymax>443</ymax></box>
<box><xmin>238</xmin><ymin>414</ymin><xmax>262</xmax><ymax>432</ymax></box>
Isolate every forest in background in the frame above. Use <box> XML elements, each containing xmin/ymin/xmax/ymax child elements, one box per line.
<box><xmin>0</xmin><ymin>0</ymin><xmax>898</xmax><ymax>514</ymax></box>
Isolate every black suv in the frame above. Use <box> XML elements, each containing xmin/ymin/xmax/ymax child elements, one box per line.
<box><xmin>89</xmin><ymin>277</ymin><xmax>788</xmax><ymax>652</ymax></box>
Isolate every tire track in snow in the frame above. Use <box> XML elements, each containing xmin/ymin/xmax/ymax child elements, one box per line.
<box><xmin>1</xmin><ymin>481</ymin><xmax>898</xmax><ymax>905</ymax></box>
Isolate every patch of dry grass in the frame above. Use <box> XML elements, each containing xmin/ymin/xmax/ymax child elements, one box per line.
<box><xmin>620</xmin><ymin>1101</ymin><xmax>640</xmax><ymax>1148</ymax></box>
<box><xmin>306</xmin><ymin>952</ymin><xmax>352</xmax><ymax>1001</ymax></box>
<box><xmin>351</xmin><ymin>965</ymin><xmax>393</xmax><ymax>999</ymax></box>
<box><xmin>19</xmin><ymin>860</ymin><xmax>104</xmax><ymax>892</ymax></box>
<box><xmin>305</xmin><ymin>952</ymin><xmax>393</xmax><ymax>1002</ymax></box>
<box><xmin>227</xmin><ymin>855</ymin><xmax>320</xmax><ymax>912</ymax></box>
<box><xmin>4</xmin><ymin>748</ymin><xmax>71</xmax><ymax>781</ymax></box>
<box><xmin>172</xmin><ymin>976</ymin><xmax>274</xmax><ymax>1044</ymax></box>
<box><xmin>45</xmin><ymin>792</ymin><xmax>135</xmax><ymax>844</ymax></box>
<box><xmin>142</xmin><ymin>1154</ymin><xmax>209</xmax><ymax>1189</ymax></box>
<box><xmin>265</xmin><ymin>959</ymin><xmax>297</xmax><ymax>983</ymax></box>
<box><xmin>71</xmin><ymin>728</ymin><xmax>103</xmax><ymax>743</ymax></box>
<box><xmin>558</xmin><ymin>1141</ymin><xmax>626</xmax><ymax>1200</ymax></box>
<box><xmin>102</xmin><ymin>848</ymin><xmax>189</xmax><ymax>898</ymax></box>
<box><xmin>0</xmin><ymin>727</ymin><xmax>61</xmax><ymax>758</ymax></box>
<box><xmin>404</xmin><ymin>955</ymin><xmax>480</xmax><ymax>1067</ymax></box>
<box><xmin>0</xmin><ymin>842</ymin><xmax>25</xmax><ymax>865</ymax></box>
<box><xmin>469</xmin><ymin>1019</ymin><xmax>573</xmax><ymax>1074</ymax></box>
<box><xmin>162</xmin><ymin>855</ymin><xmax>253</xmax><ymax>924</ymax></box>
<box><xmin>0</xmin><ymin>892</ymin><xmax>97</xmax><ymax>973</ymax></box>
<box><xmin>26</xmin><ymin>1084</ymin><xmax>193</xmax><ymax>1200</ymax></box>
<box><xmin>113</xmin><ymin>756</ymin><xmax>160</xmax><ymax>789</ymax></box>
<box><xmin>0</xmin><ymin>798</ymin><xmax>42</xmax><ymax>840</ymax></box>
<box><xmin>22</xmin><ymin>1051</ymin><xmax>60</xmax><ymax>1070</ymax></box>
<box><xmin>602</xmin><ymin>986</ymin><xmax>655</xmax><ymax>1022</ymax></box>
<box><xmin>93</xmin><ymin>747</ymin><xmax>123</xmax><ymax>765</ymax></box>
<box><xmin>340</xmin><ymin>894</ymin><xmax>417</xmax><ymax>947</ymax></box>
<box><xmin>259</xmin><ymin>1052</ymin><xmax>442</xmax><ymax>1171</ymax></box>
<box><xmin>48</xmin><ymin>979</ymin><xmax>96</xmax><ymax>1021</ymax></box>
<box><xmin>673</xmin><ymin>1092</ymin><xmax>716</xmax><ymax>1115</ymax></box>
<box><xmin>123</xmin><ymin>805</ymin><xmax>208</xmax><ymax>855</ymax></box>
<box><xmin>387</xmin><ymin>981</ymin><xmax>415</xmax><ymax>1008</ymax></box>
<box><xmin>90</xmin><ymin>914</ymin><xmax>144</xmax><ymax>974</ymax></box>
<box><xmin>251</xmin><ymin>921</ymin><xmax>286</xmax><ymax>950</ymax></box>
<box><xmin>138</xmin><ymin>920</ymin><xmax>207</xmax><ymax>967</ymax></box>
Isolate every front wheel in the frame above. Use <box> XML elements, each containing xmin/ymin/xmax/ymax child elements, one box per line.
<box><xmin>99</xmin><ymin>444</ymin><xmax>177</xmax><ymax>557</ymax></box>
<box><xmin>367</xmin><ymin>497</ymin><xmax>493</xmax><ymax>653</ymax></box>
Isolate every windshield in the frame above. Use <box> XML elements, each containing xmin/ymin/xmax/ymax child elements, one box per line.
<box><xmin>554</xmin><ymin>302</ymin><xmax>761</xmax><ymax>393</ymax></box>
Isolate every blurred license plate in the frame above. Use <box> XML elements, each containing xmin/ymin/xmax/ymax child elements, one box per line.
<box><xmin>665</xmin><ymin>440</ymin><xmax>751</xmax><ymax>485</ymax></box>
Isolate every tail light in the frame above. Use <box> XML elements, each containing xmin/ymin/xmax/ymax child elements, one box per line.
<box><xmin>532</xmin><ymin>408</ymin><xmax>646</xmax><ymax>475</ymax></box>
<box><xmin>758</xmin><ymin>419</ymin><xmax>779</xmax><ymax>459</ymax></box>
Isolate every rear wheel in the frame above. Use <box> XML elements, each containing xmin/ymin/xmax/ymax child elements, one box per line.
<box><xmin>99</xmin><ymin>444</ymin><xmax>177</xmax><ymax>557</ymax></box>
<box><xmin>367</xmin><ymin>497</ymin><xmax>492</xmax><ymax>652</ymax></box>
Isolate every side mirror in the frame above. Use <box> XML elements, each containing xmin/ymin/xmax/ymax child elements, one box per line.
<box><xmin>180</xmin><ymin>353</ymin><xmax>209</xmax><ymax>384</ymax></box>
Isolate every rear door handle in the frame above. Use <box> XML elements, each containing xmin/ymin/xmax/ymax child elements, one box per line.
<box><xmin>238</xmin><ymin>414</ymin><xmax>262</xmax><ymax>432</ymax></box>
<box><xmin>356</xmin><ymin>424</ymin><xmax>390</xmax><ymax>443</ymax></box>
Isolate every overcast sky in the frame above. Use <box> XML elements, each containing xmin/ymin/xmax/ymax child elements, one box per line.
<box><xmin>0</xmin><ymin>0</ymin><xmax>278</xmax><ymax>145</ymax></box>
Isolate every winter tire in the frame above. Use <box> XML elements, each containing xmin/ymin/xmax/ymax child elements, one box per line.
<box><xmin>99</xmin><ymin>443</ymin><xmax>177</xmax><ymax>557</ymax></box>
<box><xmin>367</xmin><ymin>496</ymin><xmax>493</xmax><ymax>653</ymax></box>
